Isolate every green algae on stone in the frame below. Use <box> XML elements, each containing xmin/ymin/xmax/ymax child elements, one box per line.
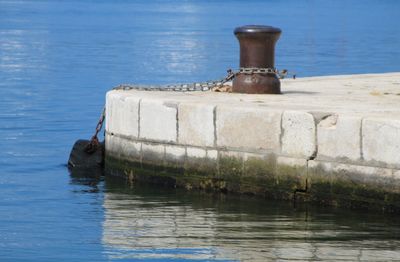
<box><xmin>185</xmin><ymin>156</ymin><xmax>218</xmax><ymax>179</ymax></box>
<box><xmin>106</xmin><ymin>148</ymin><xmax>400</xmax><ymax>213</ymax></box>
<box><xmin>308</xmin><ymin>164</ymin><xmax>400</xmax><ymax>212</ymax></box>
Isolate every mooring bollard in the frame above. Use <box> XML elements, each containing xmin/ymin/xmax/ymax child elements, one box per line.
<box><xmin>232</xmin><ymin>25</ymin><xmax>282</xmax><ymax>94</ymax></box>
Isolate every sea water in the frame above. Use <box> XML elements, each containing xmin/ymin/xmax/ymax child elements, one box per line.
<box><xmin>1</xmin><ymin>0</ymin><xmax>399</xmax><ymax>261</ymax></box>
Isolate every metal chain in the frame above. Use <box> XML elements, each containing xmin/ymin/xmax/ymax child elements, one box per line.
<box><xmin>113</xmin><ymin>69</ymin><xmax>236</xmax><ymax>92</ymax></box>
<box><xmin>239</xmin><ymin>67</ymin><xmax>277</xmax><ymax>74</ymax></box>
<box><xmin>84</xmin><ymin>107</ymin><xmax>106</xmax><ymax>153</ymax></box>
<box><xmin>85</xmin><ymin>67</ymin><xmax>295</xmax><ymax>153</ymax></box>
<box><xmin>112</xmin><ymin>68</ymin><xmax>294</xmax><ymax>92</ymax></box>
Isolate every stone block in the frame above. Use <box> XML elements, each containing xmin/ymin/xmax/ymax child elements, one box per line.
<box><xmin>317</xmin><ymin>114</ymin><xmax>362</xmax><ymax>161</ymax></box>
<box><xmin>141</xmin><ymin>143</ymin><xmax>165</xmax><ymax>164</ymax></box>
<box><xmin>276</xmin><ymin>156</ymin><xmax>307</xmax><ymax>168</ymax></box>
<box><xmin>178</xmin><ymin>102</ymin><xmax>215</xmax><ymax>147</ymax></box>
<box><xmin>139</xmin><ymin>99</ymin><xmax>177</xmax><ymax>143</ymax></box>
<box><xmin>105</xmin><ymin>91</ymin><xmax>140</xmax><ymax>138</ymax></box>
<box><xmin>186</xmin><ymin>147</ymin><xmax>207</xmax><ymax>159</ymax></box>
<box><xmin>240</xmin><ymin>153</ymin><xmax>304</xmax><ymax>198</ymax></box>
<box><xmin>105</xmin><ymin>134</ymin><xmax>141</xmax><ymax>161</ymax></box>
<box><xmin>165</xmin><ymin>145</ymin><xmax>186</xmax><ymax>170</ymax></box>
<box><xmin>219</xmin><ymin>150</ymin><xmax>244</xmax><ymax>159</ymax></box>
<box><xmin>185</xmin><ymin>147</ymin><xmax>216</xmax><ymax>178</ymax></box>
<box><xmin>206</xmin><ymin>149</ymin><xmax>218</xmax><ymax>160</ymax></box>
<box><xmin>276</xmin><ymin>156</ymin><xmax>307</xmax><ymax>188</ymax></box>
<box><xmin>216</xmin><ymin>106</ymin><xmax>281</xmax><ymax>151</ymax></box>
<box><xmin>105</xmin><ymin>133</ymin><xmax>114</xmax><ymax>152</ymax></box>
<box><xmin>243</xmin><ymin>152</ymin><xmax>267</xmax><ymax>161</ymax></box>
<box><xmin>165</xmin><ymin>145</ymin><xmax>186</xmax><ymax>160</ymax></box>
<box><xmin>308</xmin><ymin>160</ymin><xmax>400</xmax><ymax>195</ymax></box>
<box><xmin>394</xmin><ymin>169</ymin><xmax>400</xmax><ymax>180</ymax></box>
<box><xmin>218</xmin><ymin>150</ymin><xmax>244</xmax><ymax>190</ymax></box>
<box><xmin>243</xmin><ymin>153</ymin><xmax>275</xmax><ymax>180</ymax></box>
<box><xmin>281</xmin><ymin>111</ymin><xmax>316</xmax><ymax>158</ymax></box>
<box><xmin>362</xmin><ymin>118</ymin><xmax>400</xmax><ymax>167</ymax></box>
<box><xmin>308</xmin><ymin>160</ymin><xmax>392</xmax><ymax>177</ymax></box>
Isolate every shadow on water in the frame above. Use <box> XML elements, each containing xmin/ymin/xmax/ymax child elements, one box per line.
<box><xmin>68</xmin><ymin>164</ymin><xmax>104</xmax><ymax>193</ymax></box>
<box><xmin>66</xmin><ymin>174</ymin><xmax>400</xmax><ymax>261</ymax></box>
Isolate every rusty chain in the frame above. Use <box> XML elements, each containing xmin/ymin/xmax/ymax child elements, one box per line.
<box><xmin>85</xmin><ymin>67</ymin><xmax>295</xmax><ymax>153</ymax></box>
<box><xmin>113</xmin><ymin>69</ymin><xmax>236</xmax><ymax>92</ymax></box>
<box><xmin>113</xmin><ymin>68</ymin><xmax>295</xmax><ymax>92</ymax></box>
<box><xmin>84</xmin><ymin>107</ymin><xmax>106</xmax><ymax>153</ymax></box>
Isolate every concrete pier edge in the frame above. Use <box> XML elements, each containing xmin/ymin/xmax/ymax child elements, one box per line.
<box><xmin>104</xmin><ymin>73</ymin><xmax>400</xmax><ymax>212</ymax></box>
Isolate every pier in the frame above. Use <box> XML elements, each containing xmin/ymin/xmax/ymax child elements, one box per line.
<box><xmin>105</xmin><ymin>72</ymin><xmax>400</xmax><ymax>211</ymax></box>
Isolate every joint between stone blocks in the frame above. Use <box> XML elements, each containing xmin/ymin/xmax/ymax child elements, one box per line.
<box><xmin>137</xmin><ymin>98</ymin><xmax>142</xmax><ymax>138</ymax></box>
<box><xmin>360</xmin><ymin>118</ymin><xmax>365</xmax><ymax>161</ymax></box>
<box><xmin>213</xmin><ymin>106</ymin><xmax>217</xmax><ymax>147</ymax></box>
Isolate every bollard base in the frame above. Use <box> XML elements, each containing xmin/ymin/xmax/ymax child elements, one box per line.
<box><xmin>232</xmin><ymin>73</ymin><xmax>281</xmax><ymax>94</ymax></box>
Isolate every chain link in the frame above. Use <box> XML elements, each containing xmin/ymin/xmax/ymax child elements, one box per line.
<box><xmin>85</xmin><ymin>67</ymin><xmax>294</xmax><ymax>152</ymax></box>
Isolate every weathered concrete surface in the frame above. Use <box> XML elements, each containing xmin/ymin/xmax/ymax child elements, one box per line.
<box><xmin>281</xmin><ymin>111</ymin><xmax>316</xmax><ymax>158</ymax></box>
<box><xmin>139</xmin><ymin>99</ymin><xmax>177</xmax><ymax>143</ymax></box>
<box><xmin>105</xmin><ymin>72</ymin><xmax>400</xmax><ymax>212</ymax></box>
<box><xmin>216</xmin><ymin>106</ymin><xmax>281</xmax><ymax>151</ymax></box>
<box><xmin>105</xmin><ymin>92</ymin><xmax>140</xmax><ymax>138</ymax></box>
<box><xmin>362</xmin><ymin>118</ymin><xmax>400</xmax><ymax>166</ymax></box>
<box><xmin>317</xmin><ymin>115</ymin><xmax>362</xmax><ymax>161</ymax></box>
<box><xmin>178</xmin><ymin>102</ymin><xmax>215</xmax><ymax>147</ymax></box>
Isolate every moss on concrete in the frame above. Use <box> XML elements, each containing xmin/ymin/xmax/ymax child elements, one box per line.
<box><xmin>105</xmin><ymin>151</ymin><xmax>400</xmax><ymax>213</ymax></box>
<box><xmin>105</xmin><ymin>155</ymin><xmax>223</xmax><ymax>192</ymax></box>
<box><xmin>185</xmin><ymin>156</ymin><xmax>218</xmax><ymax>179</ymax></box>
<box><xmin>308</xmin><ymin>164</ymin><xmax>400</xmax><ymax>213</ymax></box>
<box><xmin>241</xmin><ymin>155</ymin><xmax>306</xmax><ymax>200</ymax></box>
<box><xmin>105</xmin><ymin>152</ymin><xmax>306</xmax><ymax>201</ymax></box>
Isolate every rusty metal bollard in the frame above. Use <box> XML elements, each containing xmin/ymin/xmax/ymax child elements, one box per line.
<box><xmin>232</xmin><ymin>25</ymin><xmax>282</xmax><ymax>94</ymax></box>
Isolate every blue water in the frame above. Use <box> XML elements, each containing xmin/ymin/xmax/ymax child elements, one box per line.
<box><xmin>1</xmin><ymin>0</ymin><xmax>400</xmax><ymax>261</ymax></box>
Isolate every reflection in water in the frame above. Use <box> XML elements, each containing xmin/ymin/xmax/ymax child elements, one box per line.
<box><xmin>101</xmin><ymin>178</ymin><xmax>400</xmax><ymax>261</ymax></box>
<box><xmin>0</xmin><ymin>29</ymin><xmax>48</xmax><ymax>73</ymax></box>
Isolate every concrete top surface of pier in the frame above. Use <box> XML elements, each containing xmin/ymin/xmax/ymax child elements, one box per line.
<box><xmin>112</xmin><ymin>72</ymin><xmax>400</xmax><ymax>118</ymax></box>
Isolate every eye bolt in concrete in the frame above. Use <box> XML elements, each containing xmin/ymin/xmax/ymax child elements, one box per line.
<box><xmin>232</xmin><ymin>25</ymin><xmax>282</xmax><ymax>94</ymax></box>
